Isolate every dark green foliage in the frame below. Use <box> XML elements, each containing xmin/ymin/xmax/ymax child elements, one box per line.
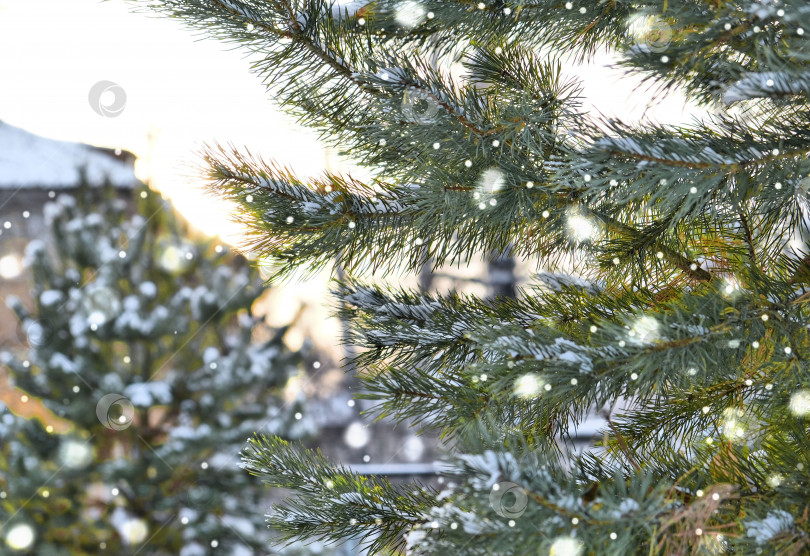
<box><xmin>121</xmin><ymin>0</ymin><xmax>810</xmax><ymax>554</ymax></box>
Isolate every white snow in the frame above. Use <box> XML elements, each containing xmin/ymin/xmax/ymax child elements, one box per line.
<box><xmin>138</xmin><ymin>282</ymin><xmax>158</xmax><ymax>298</ymax></box>
<box><xmin>300</xmin><ymin>201</ymin><xmax>321</xmax><ymax>214</ymax></box>
<box><xmin>179</xmin><ymin>544</ymin><xmax>206</xmax><ymax>556</ymax></box>
<box><xmin>455</xmin><ymin>450</ymin><xmax>520</xmax><ymax>489</ymax></box>
<box><xmin>23</xmin><ymin>240</ymin><xmax>46</xmax><ymax>264</ymax></box>
<box><xmin>124</xmin><ymin>381</ymin><xmax>172</xmax><ymax>407</ymax></box>
<box><xmin>746</xmin><ymin>509</ymin><xmax>794</xmax><ymax>543</ymax></box>
<box><xmin>420</xmin><ymin>503</ymin><xmax>490</xmax><ymax>536</ymax></box>
<box><xmin>49</xmin><ymin>353</ymin><xmax>79</xmax><ymax>374</ymax></box>
<box><xmin>170</xmin><ymin>423</ymin><xmax>213</xmax><ymax>440</ymax></box>
<box><xmin>0</xmin><ymin>121</ymin><xmax>138</xmax><ymax>189</ymax></box>
<box><xmin>722</xmin><ymin>72</ymin><xmax>809</xmax><ymax>104</ymax></box>
<box><xmin>595</xmin><ymin>136</ymin><xmax>736</xmax><ymax>165</ymax></box>
<box><xmin>39</xmin><ymin>290</ymin><xmax>64</xmax><ymax>307</ymax></box>
<box><xmin>330</xmin><ymin>0</ymin><xmax>366</xmax><ymax>18</ymax></box>
<box><xmin>745</xmin><ymin>1</ymin><xmax>781</xmax><ymax>21</ymax></box>
<box><xmin>404</xmin><ymin>528</ymin><xmax>427</xmax><ymax>553</ymax></box>
<box><xmin>220</xmin><ymin>515</ymin><xmax>255</xmax><ymax>537</ymax></box>
<box><xmin>553</xmin><ymin>494</ymin><xmax>584</xmax><ymax>514</ymax></box>
<box><xmin>610</xmin><ymin>498</ymin><xmax>640</xmax><ymax>518</ymax></box>
<box><xmin>217</xmin><ymin>0</ymin><xmax>252</xmax><ymax>19</ymax></box>
<box><xmin>203</xmin><ymin>347</ymin><xmax>220</xmax><ymax>364</ymax></box>
<box><xmin>537</xmin><ymin>272</ymin><xmax>601</xmax><ymax>293</ymax></box>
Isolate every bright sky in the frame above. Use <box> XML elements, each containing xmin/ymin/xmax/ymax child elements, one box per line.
<box><xmin>0</xmin><ymin>0</ymin><xmax>696</xmax><ymax>228</ymax></box>
<box><xmin>0</xmin><ymin>0</ymin><xmax>328</xmax><ymax>242</ymax></box>
<box><xmin>0</xmin><ymin>0</ymin><xmax>696</xmax><ymax>227</ymax></box>
<box><xmin>0</xmin><ymin>0</ymin><xmax>698</xmax><ymax>353</ymax></box>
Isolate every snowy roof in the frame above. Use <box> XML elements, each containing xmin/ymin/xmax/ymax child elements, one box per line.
<box><xmin>0</xmin><ymin>121</ymin><xmax>139</xmax><ymax>189</ymax></box>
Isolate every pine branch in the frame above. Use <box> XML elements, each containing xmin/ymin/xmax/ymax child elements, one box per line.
<box><xmin>241</xmin><ymin>434</ymin><xmax>437</xmax><ymax>552</ymax></box>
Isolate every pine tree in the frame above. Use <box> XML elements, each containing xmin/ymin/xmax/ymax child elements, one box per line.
<box><xmin>0</xmin><ymin>185</ymin><xmax>315</xmax><ymax>555</ymax></box>
<box><xmin>124</xmin><ymin>1</ymin><xmax>810</xmax><ymax>554</ymax></box>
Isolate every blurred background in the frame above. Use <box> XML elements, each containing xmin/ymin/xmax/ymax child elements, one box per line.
<box><xmin>0</xmin><ymin>0</ymin><xmax>698</xmax><ymax>554</ymax></box>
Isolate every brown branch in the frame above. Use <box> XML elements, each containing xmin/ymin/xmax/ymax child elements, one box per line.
<box><xmin>737</xmin><ymin>209</ymin><xmax>758</xmax><ymax>268</ymax></box>
<box><xmin>525</xmin><ymin>489</ymin><xmax>611</xmax><ymax>526</ymax></box>
<box><xmin>606</xmin><ymin>417</ymin><xmax>642</xmax><ymax>472</ymax></box>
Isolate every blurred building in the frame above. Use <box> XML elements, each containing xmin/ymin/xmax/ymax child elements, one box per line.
<box><xmin>0</xmin><ymin>120</ymin><xmax>139</xmax><ymax>348</ymax></box>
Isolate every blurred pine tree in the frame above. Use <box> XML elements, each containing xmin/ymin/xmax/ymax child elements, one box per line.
<box><xmin>0</xmin><ymin>184</ymin><xmax>315</xmax><ymax>555</ymax></box>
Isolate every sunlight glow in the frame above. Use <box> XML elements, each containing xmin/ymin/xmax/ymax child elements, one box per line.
<box><xmin>550</xmin><ymin>536</ymin><xmax>584</xmax><ymax>556</ymax></box>
<box><xmin>120</xmin><ymin>518</ymin><xmax>148</xmax><ymax>545</ymax></box>
<box><xmin>4</xmin><ymin>524</ymin><xmax>34</xmax><ymax>551</ymax></box>
<box><xmin>630</xmin><ymin>316</ymin><xmax>660</xmax><ymax>344</ymax></box>
<box><xmin>344</xmin><ymin>421</ymin><xmax>371</xmax><ymax>449</ymax></box>
<box><xmin>58</xmin><ymin>439</ymin><xmax>93</xmax><ymax>469</ymax></box>
<box><xmin>721</xmin><ymin>407</ymin><xmax>749</xmax><ymax>442</ymax></box>
<box><xmin>395</xmin><ymin>1</ymin><xmax>427</xmax><ymax>28</ymax></box>
<box><xmin>0</xmin><ymin>254</ymin><xmax>23</xmax><ymax>279</ymax></box>
<box><xmin>789</xmin><ymin>389</ymin><xmax>810</xmax><ymax>417</ymax></box>
<box><xmin>566</xmin><ymin>213</ymin><xmax>599</xmax><ymax>243</ymax></box>
<box><xmin>514</xmin><ymin>373</ymin><xmax>544</xmax><ymax>398</ymax></box>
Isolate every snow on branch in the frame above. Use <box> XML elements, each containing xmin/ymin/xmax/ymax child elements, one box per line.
<box><xmin>241</xmin><ymin>434</ymin><xmax>436</xmax><ymax>552</ymax></box>
<box><xmin>722</xmin><ymin>72</ymin><xmax>810</xmax><ymax>105</ymax></box>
